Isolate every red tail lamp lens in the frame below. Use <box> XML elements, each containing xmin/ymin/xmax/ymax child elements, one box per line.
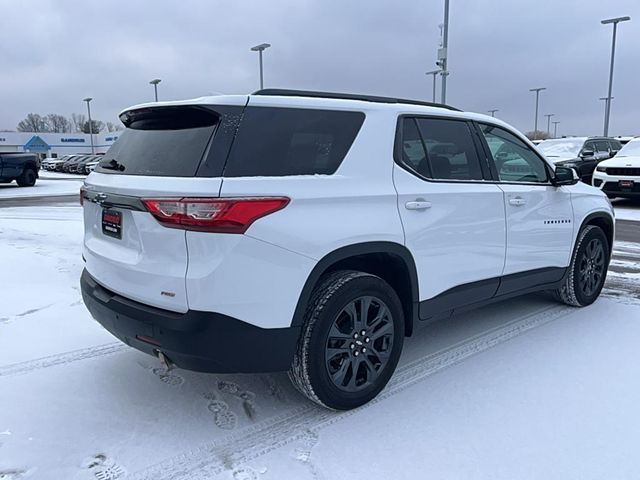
<box><xmin>142</xmin><ymin>197</ymin><xmax>289</xmax><ymax>233</ymax></box>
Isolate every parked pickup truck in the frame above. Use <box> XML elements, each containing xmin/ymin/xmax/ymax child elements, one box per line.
<box><xmin>0</xmin><ymin>153</ymin><xmax>40</xmax><ymax>187</ymax></box>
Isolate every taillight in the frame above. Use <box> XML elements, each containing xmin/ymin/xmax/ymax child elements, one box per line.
<box><xmin>141</xmin><ymin>197</ymin><xmax>289</xmax><ymax>233</ymax></box>
<box><xmin>80</xmin><ymin>186</ymin><xmax>85</xmax><ymax>206</ymax></box>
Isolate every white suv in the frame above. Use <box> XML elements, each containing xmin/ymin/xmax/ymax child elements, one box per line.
<box><xmin>81</xmin><ymin>89</ymin><xmax>614</xmax><ymax>410</ymax></box>
<box><xmin>592</xmin><ymin>136</ymin><xmax>640</xmax><ymax>199</ymax></box>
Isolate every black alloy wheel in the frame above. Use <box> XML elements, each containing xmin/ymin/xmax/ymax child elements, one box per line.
<box><xmin>325</xmin><ymin>296</ymin><xmax>395</xmax><ymax>393</ymax></box>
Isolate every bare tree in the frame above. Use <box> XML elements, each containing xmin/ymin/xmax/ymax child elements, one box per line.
<box><xmin>17</xmin><ymin>113</ymin><xmax>50</xmax><ymax>132</ymax></box>
<box><xmin>16</xmin><ymin>112</ymin><xmax>109</xmax><ymax>134</ymax></box>
<box><xmin>46</xmin><ymin>114</ymin><xmax>71</xmax><ymax>133</ymax></box>
<box><xmin>525</xmin><ymin>130</ymin><xmax>550</xmax><ymax>141</ymax></box>
<box><xmin>70</xmin><ymin>113</ymin><xmax>87</xmax><ymax>133</ymax></box>
<box><xmin>105</xmin><ymin>121</ymin><xmax>124</xmax><ymax>132</ymax></box>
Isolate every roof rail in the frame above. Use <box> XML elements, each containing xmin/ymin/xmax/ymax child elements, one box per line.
<box><xmin>252</xmin><ymin>89</ymin><xmax>462</xmax><ymax>111</ymax></box>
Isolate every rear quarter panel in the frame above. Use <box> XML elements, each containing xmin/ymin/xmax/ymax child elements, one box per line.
<box><xmin>219</xmin><ymin>109</ymin><xmax>405</xmax><ymax>260</ymax></box>
<box><xmin>207</xmin><ymin>109</ymin><xmax>406</xmax><ymax>328</ymax></box>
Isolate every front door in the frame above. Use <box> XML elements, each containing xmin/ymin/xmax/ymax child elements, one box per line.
<box><xmin>477</xmin><ymin>123</ymin><xmax>574</xmax><ymax>281</ymax></box>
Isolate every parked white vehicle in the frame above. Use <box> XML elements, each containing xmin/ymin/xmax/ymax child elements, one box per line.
<box><xmin>46</xmin><ymin>155</ymin><xmax>76</xmax><ymax>171</ymax></box>
<box><xmin>40</xmin><ymin>157</ymin><xmax>57</xmax><ymax>170</ymax></box>
<box><xmin>592</xmin><ymin>137</ymin><xmax>640</xmax><ymax>199</ymax></box>
<box><xmin>81</xmin><ymin>90</ymin><xmax>615</xmax><ymax>410</ymax></box>
<box><xmin>85</xmin><ymin>160</ymin><xmax>100</xmax><ymax>172</ymax></box>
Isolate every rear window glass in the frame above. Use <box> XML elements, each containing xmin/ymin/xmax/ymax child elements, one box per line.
<box><xmin>95</xmin><ymin>106</ymin><xmax>218</xmax><ymax>177</ymax></box>
<box><xmin>223</xmin><ymin>107</ymin><xmax>365</xmax><ymax>177</ymax></box>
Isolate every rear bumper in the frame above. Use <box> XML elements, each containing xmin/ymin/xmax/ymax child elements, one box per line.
<box><xmin>80</xmin><ymin>269</ymin><xmax>301</xmax><ymax>373</ymax></box>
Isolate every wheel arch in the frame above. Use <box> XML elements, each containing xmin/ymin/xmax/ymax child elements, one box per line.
<box><xmin>577</xmin><ymin>211</ymin><xmax>614</xmax><ymax>254</ymax></box>
<box><xmin>291</xmin><ymin>242</ymin><xmax>420</xmax><ymax>336</ymax></box>
<box><xmin>23</xmin><ymin>161</ymin><xmax>38</xmax><ymax>172</ymax></box>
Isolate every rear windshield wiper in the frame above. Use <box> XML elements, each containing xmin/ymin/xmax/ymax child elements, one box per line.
<box><xmin>100</xmin><ymin>158</ymin><xmax>126</xmax><ymax>171</ymax></box>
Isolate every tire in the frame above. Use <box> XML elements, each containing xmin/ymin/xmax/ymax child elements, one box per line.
<box><xmin>289</xmin><ymin>270</ymin><xmax>405</xmax><ymax>410</ymax></box>
<box><xmin>16</xmin><ymin>168</ymin><xmax>37</xmax><ymax>187</ymax></box>
<box><xmin>553</xmin><ymin>225</ymin><xmax>609</xmax><ymax>307</ymax></box>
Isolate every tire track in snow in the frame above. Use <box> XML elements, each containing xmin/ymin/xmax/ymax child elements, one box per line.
<box><xmin>0</xmin><ymin>304</ymin><xmax>55</xmax><ymax>324</ymax></box>
<box><xmin>0</xmin><ymin>343</ymin><xmax>127</xmax><ymax>378</ymax></box>
<box><xmin>131</xmin><ymin>304</ymin><xmax>571</xmax><ymax>480</ymax></box>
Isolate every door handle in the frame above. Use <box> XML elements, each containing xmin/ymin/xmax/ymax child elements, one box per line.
<box><xmin>405</xmin><ymin>200</ymin><xmax>432</xmax><ymax>210</ymax></box>
<box><xmin>509</xmin><ymin>197</ymin><xmax>526</xmax><ymax>206</ymax></box>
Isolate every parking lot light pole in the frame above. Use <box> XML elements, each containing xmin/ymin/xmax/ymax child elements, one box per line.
<box><xmin>599</xmin><ymin>96</ymin><xmax>614</xmax><ymax>130</ymax></box>
<box><xmin>149</xmin><ymin>79</ymin><xmax>161</xmax><ymax>102</ymax></box>
<box><xmin>250</xmin><ymin>43</ymin><xmax>271</xmax><ymax>90</ymax></box>
<box><xmin>488</xmin><ymin>109</ymin><xmax>499</xmax><ymax>117</ymax></box>
<box><xmin>83</xmin><ymin>97</ymin><xmax>95</xmax><ymax>154</ymax></box>
<box><xmin>426</xmin><ymin>70</ymin><xmax>440</xmax><ymax>102</ymax></box>
<box><xmin>552</xmin><ymin>121</ymin><xmax>560</xmax><ymax>138</ymax></box>
<box><xmin>544</xmin><ymin>113</ymin><xmax>555</xmax><ymax>137</ymax></box>
<box><xmin>529</xmin><ymin>87</ymin><xmax>546</xmax><ymax>140</ymax></box>
<box><xmin>440</xmin><ymin>0</ymin><xmax>450</xmax><ymax>104</ymax></box>
<box><xmin>601</xmin><ymin>16</ymin><xmax>630</xmax><ymax>136</ymax></box>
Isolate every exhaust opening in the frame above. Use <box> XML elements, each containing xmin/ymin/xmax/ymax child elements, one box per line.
<box><xmin>156</xmin><ymin>350</ymin><xmax>175</xmax><ymax>372</ymax></box>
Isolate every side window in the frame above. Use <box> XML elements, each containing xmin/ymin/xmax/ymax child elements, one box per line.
<box><xmin>479</xmin><ymin>124</ymin><xmax>549</xmax><ymax>183</ymax></box>
<box><xmin>583</xmin><ymin>141</ymin><xmax>597</xmax><ymax>153</ymax></box>
<box><xmin>414</xmin><ymin>118</ymin><xmax>484</xmax><ymax>181</ymax></box>
<box><xmin>594</xmin><ymin>140</ymin><xmax>610</xmax><ymax>153</ymax></box>
<box><xmin>610</xmin><ymin>140</ymin><xmax>622</xmax><ymax>152</ymax></box>
<box><xmin>223</xmin><ymin>107</ymin><xmax>365</xmax><ymax>177</ymax></box>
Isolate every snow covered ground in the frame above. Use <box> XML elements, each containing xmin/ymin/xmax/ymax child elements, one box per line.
<box><xmin>613</xmin><ymin>200</ymin><xmax>640</xmax><ymax>222</ymax></box>
<box><xmin>39</xmin><ymin>171</ymin><xmax>87</xmax><ymax>181</ymax></box>
<box><xmin>1</xmin><ymin>205</ymin><xmax>639</xmax><ymax>480</ymax></box>
<box><xmin>0</xmin><ymin>179</ymin><xmax>83</xmax><ymax>199</ymax></box>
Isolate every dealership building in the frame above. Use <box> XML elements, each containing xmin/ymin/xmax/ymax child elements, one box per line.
<box><xmin>0</xmin><ymin>132</ymin><xmax>120</xmax><ymax>157</ymax></box>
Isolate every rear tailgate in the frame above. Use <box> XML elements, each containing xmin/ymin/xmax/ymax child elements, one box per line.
<box><xmin>82</xmin><ymin>101</ymin><xmax>245</xmax><ymax>312</ymax></box>
<box><xmin>83</xmin><ymin>176</ymin><xmax>224</xmax><ymax>312</ymax></box>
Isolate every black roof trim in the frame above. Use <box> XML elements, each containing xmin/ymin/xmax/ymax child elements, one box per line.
<box><xmin>252</xmin><ymin>89</ymin><xmax>462</xmax><ymax>111</ymax></box>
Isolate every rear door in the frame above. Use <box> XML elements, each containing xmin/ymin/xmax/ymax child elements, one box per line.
<box><xmin>477</xmin><ymin>123</ymin><xmax>573</xmax><ymax>283</ymax></box>
<box><xmin>83</xmin><ymin>101</ymin><xmax>244</xmax><ymax>312</ymax></box>
<box><xmin>393</xmin><ymin>116</ymin><xmax>506</xmax><ymax>310</ymax></box>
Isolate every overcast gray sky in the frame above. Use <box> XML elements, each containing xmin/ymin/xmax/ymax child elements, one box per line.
<box><xmin>1</xmin><ymin>0</ymin><xmax>638</xmax><ymax>136</ymax></box>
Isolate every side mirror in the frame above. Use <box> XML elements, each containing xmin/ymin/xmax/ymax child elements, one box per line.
<box><xmin>553</xmin><ymin>166</ymin><xmax>579</xmax><ymax>186</ymax></box>
<box><xmin>611</xmin><ymin>149</ymin><xmax>619</xmax><ymax>157</ymax></box>
<box><xmin>580</xmin><ymin>149</ymin><xmax>595</xmax><ymax>158</ymax></box>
